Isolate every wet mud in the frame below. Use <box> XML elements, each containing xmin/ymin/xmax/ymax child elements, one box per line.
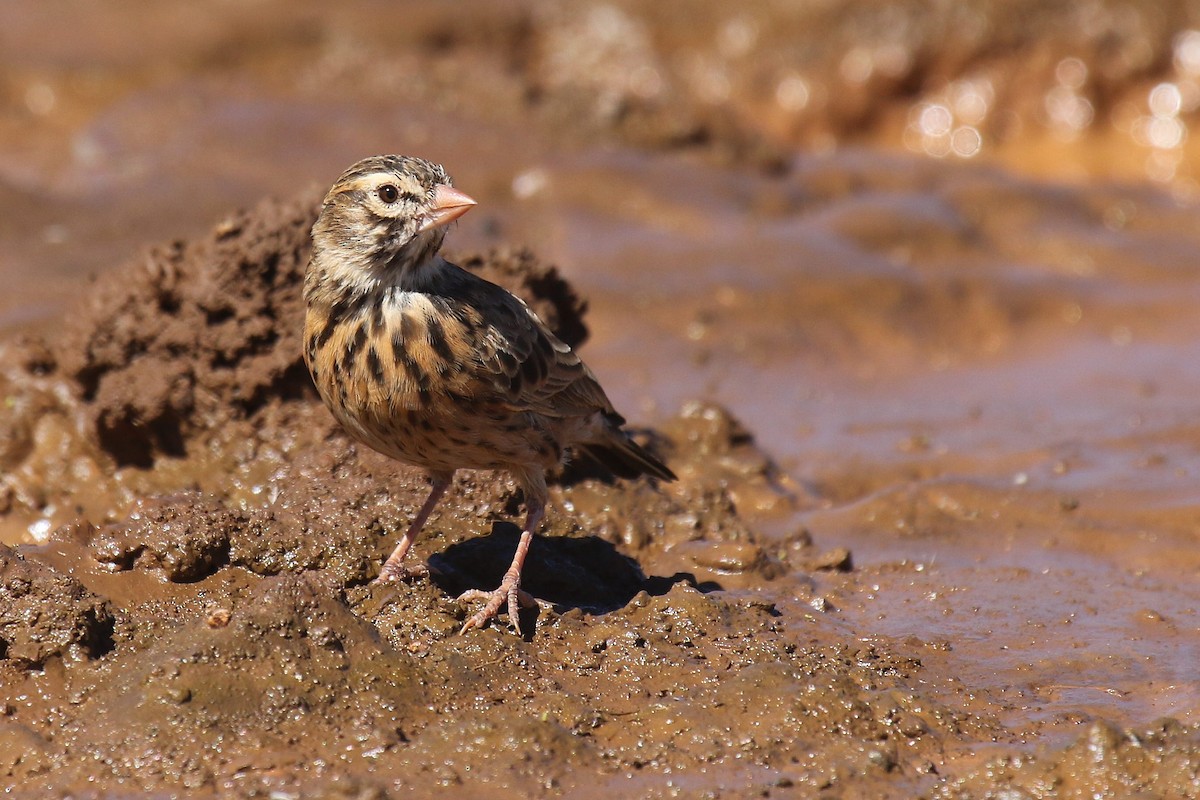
<box><xmin>0</xmin><ymin>195</ymin><xmax>841</xmax><ymax>798</ymax></box>
<box><xmin>4</xmin><ymin>2</ymin><xmax>1200</xmax><ymax>798</ymax></box>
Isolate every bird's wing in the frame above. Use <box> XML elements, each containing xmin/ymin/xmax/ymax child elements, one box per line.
<box><xmin>457</xmin><ymin>278</ymin><xmax>618</xmax><ymax>420</ymax></box>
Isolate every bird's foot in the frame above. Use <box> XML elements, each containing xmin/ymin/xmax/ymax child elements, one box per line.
<box><xmin>375</xmin><ymin>561</ymin><xmax>430</xmax><ymax>583</ymax></box>
<box><xmin>458</xmin><ymin>577</ymin><xmax>537</xmax><ymax>636</ymax></box>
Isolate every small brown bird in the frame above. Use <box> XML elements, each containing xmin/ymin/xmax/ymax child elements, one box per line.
<box><xmin>303</xmin><ymin>155</ymin><xmax>675</xmax><ymax>634</ymax></box>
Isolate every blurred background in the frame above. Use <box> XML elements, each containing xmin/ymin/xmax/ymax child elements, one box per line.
<box><xmin>4</xmin><ymin>0</ymin><xmax>1200</xmax><ymax>328</ymax></box>
<box><xmin>4</xmin><ymin>0</ymin><xmax>1200</xmax><ymax>742</ymax></box>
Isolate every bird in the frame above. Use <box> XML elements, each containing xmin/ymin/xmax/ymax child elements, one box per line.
<box><xmin>302</xmin><ymin>155</ymin><xmax>676</xmax><ymax>635</ymax></box>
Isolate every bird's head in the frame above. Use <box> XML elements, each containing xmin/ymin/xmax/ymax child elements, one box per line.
<box><xmin>309</xmin><ymin>155</ymin><xmax>476</xmax><ymax>293</ymax></box>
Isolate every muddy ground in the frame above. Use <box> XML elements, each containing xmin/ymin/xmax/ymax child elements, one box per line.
<box><xmin>3</xmin><ymin>2</ymin><xmax>1200</xmax><ymax>798</ymax></box>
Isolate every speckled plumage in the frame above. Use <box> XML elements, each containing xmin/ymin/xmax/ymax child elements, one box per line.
<box><xmin>303</xmin><ymin>155</ymin><xmax>674</xmax><ymax>634</ymax></box>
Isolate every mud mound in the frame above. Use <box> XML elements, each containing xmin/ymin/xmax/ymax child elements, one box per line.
<box><xmin>0</xmin><ymin>544</ymin><xmax>113</xmax><ymax>669</ymax></box>
<box><xmin>54</xmin><ymin>194</ymin><xmax>320</xmax><ymax>467</ymax></box>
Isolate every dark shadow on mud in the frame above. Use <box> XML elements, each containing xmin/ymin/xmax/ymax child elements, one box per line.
<box><xmin>428</xmin><ymin>521</ymin><xmax>724</xmax><ymax>619</ymax></box>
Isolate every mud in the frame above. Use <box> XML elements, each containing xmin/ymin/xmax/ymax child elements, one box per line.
<box><xmin>0</xmin><ymin>196</ymin><xmax>839</xmax><ymax>798</ymax></box>
<box><xmin>4</xmin><ymin>1</ymin><xmax>1200</xmax><ymax>798</ymax></box>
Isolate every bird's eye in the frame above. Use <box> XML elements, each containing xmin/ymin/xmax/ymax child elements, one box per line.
<box><xmin>377</xmin><ymin>184</ymin><xmax>400</xmax><ymax>203</ymax></box>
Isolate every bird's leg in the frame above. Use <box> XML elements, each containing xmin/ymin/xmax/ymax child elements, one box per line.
<box><xmin>377</xmin><ymin>472</ymin><xmax>452</xmax><ymax>582</ymax></box>
<box><xmin>458</xmin><ymin>496</ymin><xmax>543</xmax><ymax>635</ymax></box>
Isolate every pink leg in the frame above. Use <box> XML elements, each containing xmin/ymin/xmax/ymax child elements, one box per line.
<box><xmin>458</xmin><ymin>497</ymin><xmax>543</xmax><ymax>635</ymax></box>
<box><xmin>377</xmin><ymin>473</ymin><xmax>452</xmax><ymax>583</ymax></box>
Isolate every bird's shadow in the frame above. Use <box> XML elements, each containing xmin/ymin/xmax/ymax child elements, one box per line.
<box><xmin>428</xmin><ymin>521</ymin><xmax>721</xmax><ymax>634</ymax></box>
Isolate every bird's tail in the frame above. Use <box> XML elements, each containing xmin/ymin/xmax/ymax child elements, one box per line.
<box><xmin>578</xmin><ymin>431</ymin><xmax>676</xmax><ymax>483</ymax></box>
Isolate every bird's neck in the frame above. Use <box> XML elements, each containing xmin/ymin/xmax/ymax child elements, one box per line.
<box><xmin>307</xmin><ymin>247</ymin><xmax>447</xmax><ymax>313</ymax></box>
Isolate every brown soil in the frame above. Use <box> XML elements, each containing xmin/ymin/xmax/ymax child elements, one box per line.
<box><xmin>4</xmin><ymin>2</ymin><xmax>1200</xmax><ymax>798</ymax></box>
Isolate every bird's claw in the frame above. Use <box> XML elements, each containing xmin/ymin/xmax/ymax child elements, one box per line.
<box><xmin>458</xmin><ymin>579</ymin><xmax>537</xmax><ymax>635</ymax></box>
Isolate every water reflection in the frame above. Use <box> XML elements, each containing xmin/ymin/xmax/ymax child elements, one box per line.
<box><xmin>904</xmin><ymin>77</ymin><xmax>992</xmax><ymax>159</ymax></box>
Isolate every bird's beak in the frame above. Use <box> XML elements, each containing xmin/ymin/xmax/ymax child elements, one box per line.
<box><xmin>419</xmin><ymin>185</ymin><xmax>477</xmax><ymax>233</ymax></box>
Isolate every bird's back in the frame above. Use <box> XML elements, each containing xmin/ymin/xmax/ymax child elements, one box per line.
<box><xmin>305</xmin><ymin>259</ymin><xmax>672</xmax><ymax>481</ymax></box>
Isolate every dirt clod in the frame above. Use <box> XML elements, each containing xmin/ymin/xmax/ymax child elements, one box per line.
<box><xmin>0</xmin><ymin>544</ymin><xmax>114</xmax><ymax>668</ymax></box>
